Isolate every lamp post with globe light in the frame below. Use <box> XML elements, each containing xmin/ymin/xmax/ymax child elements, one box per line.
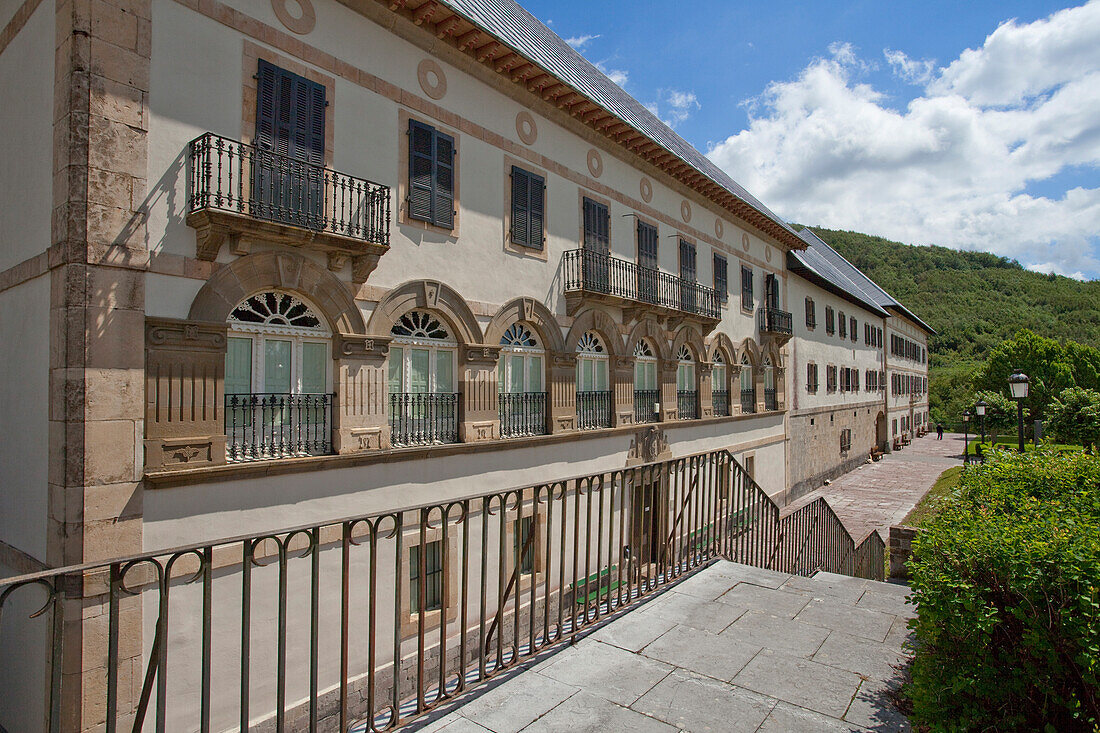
<box><xmin>975</xmin><ymin>399</ymin><xmax>987</xmax><ymax>446</ymax></box>
<box><xmin>1008</xmin><ymin>370</ymin><xmax>1029</xmax><ymax>453</ymax></box>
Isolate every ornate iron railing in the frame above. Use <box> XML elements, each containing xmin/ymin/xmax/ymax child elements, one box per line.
<box><xmin>390</xmin><ymin>393</ymin><xmax>459</xmax><ymax>446</ymax></box>
<box><xmin>741</xmin><ymin>388</ymin><xmax>757</xmax><ymax>414</ymax></box>
<box><xmin>677</xmin><ymin>390</ymin><xmax>699</xmax><ymax>420</ymax></box>
<box><xmin>576</xmin><ymin>390</ymin><xmax>613</xmax><ymax>430</ymax></box>
<box><xmin>758</xmin><ymin>307</ymin><xmax>793</xmax><ymax>336</ymax></box>
<box><xmin>498</xmin><ymin>392</ymin><xmax>547</xmax><ymax>438</ymax></box>
<box><xmin>0</xmin><ymin>448</ymin><xmax>884</xmax><ymax>733</ymax></box>
<box><xmin>225</xmin><ymin>392</ymin><xmax>334</xmax><ymax>462</ymax></box>
<box><xmin>188</xmin><ymin>132</ymin><xmax>390</xmax><ymax>246</ymax></box>
<box><xmin>633</xmin><ymin>390</ymin><xmax>660</xmax><ymax>424</ymax></box>
<box><xmin>562</xmin><ymin>249</ymin><xmax>721</xmax><ymax>320</ymax></box>
<box><xmin>713</xmin><ymin>390</ymin><xmax>730</xmax><ymax>417</ymax></box>
<box><xmin>764</xmin><ymin>388</ymin><xmax>778</xmax><ymax>412</ymax></box>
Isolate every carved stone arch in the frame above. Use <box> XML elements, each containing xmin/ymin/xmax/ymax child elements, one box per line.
<box><xmin>485</xmin><ymin>297</ymin><xmax>565</xmax><ymax>352</ymax></box>
<box><xmin>189</xmin><ymin>251</ymin><xmax>366</xmax><ymax>334</ymax></box>
<box><xmin>737</xmin><ymin>338</ymin><xmax>762</xmax><ymax>367</ymax></box>
<box><xmin>762</xmin><ymin>341</ymin><xmax>784</xmax><ymax>369</ymax></box>
<box><xmin>707</xmin><ymin>332</ymin><xmax>737</xmax><ymax>364</ymax></box>
<box><xmin>366</xmin><ymin>279</ymin><xmax>482</xmax><ymax>344</ymax></box>
<box><xmin>671</xmin><ymin>325</ymin><xmax>706</xmax><ymax>362</ymax></box>
<box><xmin>625</xmin><ymin>318</ymin><xmax>671</xmax><ymax>362</ymax></box>
<box><xmin>564</xmin><ymin>307</ymin><xmax>623</xmax><ymax>355</ymax></box>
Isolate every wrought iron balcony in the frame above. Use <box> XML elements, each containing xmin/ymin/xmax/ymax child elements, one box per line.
<box><xmin>225</xmin><ymin>392</ymin><xmax>334</xmax><ymax>462</ymax></box>
<box><xmin>499</xmin><ymin>392</ymin><xmax>548</xmax><ymax>438</ymax></box>
<box><xmin>633</xmin><ymin>389</ymin><xmax>660</xmax><ymax>424</ymax></box>
<box><xmin>764</xmin><ymin>388</ymin><xmax>778</xmax><ymax>411</ymax></box>
<box><xmin>390</xmin><ymin>392</ymin><xmax>459</xmax><ymax>446</ymax></box>
<box><xmin>562</xmin><ymin>249</ymin><xmax>721</xmax><ymax>322</ymax></box>
<box><xmin>758</xmin><ymin>307</ymin><xmax>793</xmax><ymax>337</ymax></box>
<box><xmin>187</xmin><ymin>133</ymin><xmax>390</xmax><ymax>277</ymax></box>
<box><xmin>713</xmin><ymin>390</ymin><xmax>730</xmax><ymax>417</ymax></box>
<box><xmin>677</xmin><ymin>390</ymin><xmax>699</xmax><ymax>420</ymax></box>
<box><xmin>576</xmin><ymin>390</ymin><xmax>613</xmax><ymax>430</ymax></box>
<box><xmin>741</xmin><ymin>388</ymin><xmax>757</xmax><ymax>414</ymax></box>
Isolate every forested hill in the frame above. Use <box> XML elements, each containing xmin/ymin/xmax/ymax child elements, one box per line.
<box><xmin>802</xmin><ymin>226</ymin><xmax>1100</xmax><ymax>364</ymax></box>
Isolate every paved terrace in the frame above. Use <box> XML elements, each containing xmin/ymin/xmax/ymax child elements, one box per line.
<box><xmin>785</xmin><ymin>433</ymin><xmax>964</xmax><ymax>541</ymax></box>
<box><xmin>411</xmin><ymin>561</ymin><xmax>915</xmax><ymax>733</ymax></box>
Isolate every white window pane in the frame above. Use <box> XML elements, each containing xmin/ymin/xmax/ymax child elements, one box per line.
<box><xmin>497</xmin><ymin>358</ymin><xmax>506</xmax><ymax>393</ymax></box>
<box><xmin>510</xmin><ymin>354</ymin><xmax>524</xmax><ymax>393</ymax></box>
<box><xmin>225</xmin><ymin>337</ymin><xmax>252</xmax><ymax>395</ymax></box>
<box><xmin>714</xmin><ymin>366</ymin><xmax>725</xmax><ymax>390</ymax></box>
<box><xmin>302</xmin><ymin>342</ymin><xmax>326</xmax><ymax>393</ymax></box>
<box><xmin>646</xmin><ymin>362</ymin><xmax>656</xmax><ymax>390</ymax></box>
<box><xmin>634</xmin><ymin>362</ymin><xmax>643</xmax><ymax>390</ymax></box>
<box><xmin>389</xmin><ymin>346</ymin><xmax>404</xmax><ymax>394</ymax></box>
<box><xmin>410</xmin><ymin>348</ymin><xmax>430</xmax><ymax>393</ymax></box>
<box><xmin>527</xmin><ymin>356</ymin><xmax>543</xmax><ymax>392</ymax></box>
<box><xmin>435</xmin><ymin>349</ymin><xmax>454</xmax><ymax>393</ymax></box>
<box><xmin>264</xmin><ymin>340</ymin><xmax>292</xmax><ymax>393</ymax></box>
<box><xmin>595</xmin><ymin>360</ymin><xmax>608</xmax><ymax>390</ymax></box>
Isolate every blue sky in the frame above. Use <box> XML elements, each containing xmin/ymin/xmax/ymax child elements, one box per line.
<box><xmin>521</xmin><ymin>0</ymin><xmax>1100</xmax><ymax>280</ymax></box>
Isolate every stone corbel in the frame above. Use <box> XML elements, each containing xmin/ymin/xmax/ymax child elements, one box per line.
<box><xmin>698</xmin><ymin>361</ymin><xmax>714</xmax><ymax>375</ymax></box>
<box><xmin>146</xmin><ymin>317</ymin><xmax>227</xmax><ymax>352</ymax></box>
<box><xmin>328</xmin><ymin>252</ymin><xmax>349</xmax><ymax>272</ymax></box>
<box><xmin>334</xmin><ymin>333</ymin><xmax>391</xmax><ymax>361</ymax></box>
<box><xmin>192</xmin><ymin>218</ymin><xmax>230</xmax><ymax>261</ymax></box>
<box><xmin>352</xmin><ymin>254</ymin><xmax>382</xmax><ymax>284</ymax></box>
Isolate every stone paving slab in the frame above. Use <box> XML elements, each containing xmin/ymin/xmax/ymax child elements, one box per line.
<box><xmin>716</xmin><ymin>582</ymin><xmax>814</xmax><ymax>619</ymax></box>
<box><xmin>425</xmin><ymin>561</ymin><xmax>917</xmax><ymax>732</ymax></box>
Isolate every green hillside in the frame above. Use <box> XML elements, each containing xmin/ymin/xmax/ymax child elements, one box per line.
<box><xmin>801</xmin><ymin>226</ymin><xmax>1100</xmax><ymax>422</ymax></box>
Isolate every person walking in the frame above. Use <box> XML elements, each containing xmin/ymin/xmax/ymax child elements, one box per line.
<box><xmin>936</xmin><ymin>423</ymin><xmax>944</xmax><ymax>440</ymax></box>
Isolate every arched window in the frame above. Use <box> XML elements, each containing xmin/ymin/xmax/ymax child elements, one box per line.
<box><xmin>712</xmin><ymin>350</ymin><xmax>729</xmax><ymax>417</ymax></box>
<box><xmin>575</xmin><ymin>331</ymin><xmax>609</xmax><ymax>391</ymax></box>
<box><xmin>633</xmin><ymin>339</ymin><xmax>659</xmax><ymax>423</ymax></box>
<box><xmin>499</xmin><ymin>323</ymin><xmax>546</xmax><ymax>437</ymax></box>
<box><xmin>677</xmin><ymin>344</ymin><xmax>698</xmax><ymax>420</ymax></box>
<box><xmin>763</xmin><ymin>356</ymin><xmax>777</xmax><ymax>411</ymax></box>
<box><xmin>740</xmin><ymin>354</ymin><xmax>755</xmax><ymax>414</ymax></box>
<box><xmin>388</xmin><ymin>311</ymin><xmax>459</xmax><ymax>445</ymax></box>
<box><xmin>225</xmin><ymin>291</ymin><xmax>333</xmax><ymax>461</ymax></box>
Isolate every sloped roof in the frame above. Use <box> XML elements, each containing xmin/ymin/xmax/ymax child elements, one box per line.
<box><xmin>789</xmin><ymin>229</ymin><xmax>935</xmax><ymax>334</ymax></box>
<box><xmin>432</xmin><ymin>0</ymin><xmax>802</xmax><ymax>247</ymax></box>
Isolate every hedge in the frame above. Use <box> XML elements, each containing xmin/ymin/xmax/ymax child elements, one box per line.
<box><xmin>907</xmin><ymin>448</ymin><xmax>1100</xmax><ymax>731</ymax></box>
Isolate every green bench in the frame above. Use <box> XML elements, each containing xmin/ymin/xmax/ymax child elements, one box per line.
<box><xmin>571</xmin><ymin>566</ymin><xmax>623</xmax><ymax>605</ymax></box>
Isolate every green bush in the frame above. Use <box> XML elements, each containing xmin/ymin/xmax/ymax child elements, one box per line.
<box><xmin>907</xmin><ymin>448</ymin><xmax>1100</xmax><ymax>731</ymax></box>
<box><xmin>1047</xmin><ymin>387</ymin><xmax>1100</xmax><ymax>452</ymax></box>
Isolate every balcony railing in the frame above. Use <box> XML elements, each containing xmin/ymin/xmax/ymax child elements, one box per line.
<box><xmin>499</xmin><ymin>392</ymin><xmax>548</xmax><ymax>438</ymax></box>
<box><xmin>225</xmin><ymin>392</ymin><xmax>333</xmax><ymax>462</ymax></box>
<box><xmin>1</xmin><ymin>449</ymin><xmax>885</xmax><ymax>733</ymax></box>
<box><xmin>633</xmin><ymin>390</ymin><xmax>660</xmax><ymax>424</ymax></box>
<box><xmin>677</xmin><ymin>390</ymin><xmax>699</xmax><ymax>420</ymax></box>
<box><xmin>188</xmin><ymin>132</ymin><xmax>389</xmax><ymax>248</ymax></box>
<box><xmin>741</xmin><ymin>388</ymin><xmax>757</xmax><ymax>414</ymax></box>
<box><xmin>713</xmin><ymin>390</ymin><xmax>730</xmax><ymax>417</ymax></box>
<box><xmin>390</xmin><ymin>392</ymin><xmax>459</xmax><ymax>446</ymax></box>
<box><xmin>576</xmin><ymin>390</ymin><xmax>613</xmax><ymax>430</ymax></box>
<box><xmin>758</xmin><ymin>307</ymin><xmax>794</xmax><ymax>336</ymax></box>
<box><xmin>562</xmin><ymin>249</ymin><xmax>721</xmax><ymax>320</ymax></box>
<box><xmin>764</xmin><ymin>388</ymin><xmax>778</xmax><ymax>411</ymax></box>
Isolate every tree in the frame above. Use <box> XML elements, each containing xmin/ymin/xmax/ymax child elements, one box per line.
<box><xmin>1046</xmin><ymin>387</ymin><xmax>1100</xmax><ymax>451</ymax></box>
<box><xmin>972</xmin><ymin>390</ymin><xmax>1023</xmax><ymax>446</ymax></box>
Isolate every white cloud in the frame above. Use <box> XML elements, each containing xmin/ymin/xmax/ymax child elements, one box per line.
<box><xmin>706</xmin><ymin>2</ymin><xmax>1100</xmax><ymax>279</ymax></box>
<box><xmin>646</xmin><ymin>88</ymin><xmax>702</xmax><ymax>128</ymax></box>
<box><xmin>565</xmin><ymin>33</ymin><xmax>600</xmax><ymax>50</ymax></box>
<box><xmin>595</xmin><ymin>60</ymin><xmax>629</xmax><ymax>88</ymax></box>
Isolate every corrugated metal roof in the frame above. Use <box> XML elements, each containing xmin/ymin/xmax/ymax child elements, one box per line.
<box><xmin>790</xmin><ymin>229</ymin><xmax>935</xmax><ymax>334</ymax></box>
<box><xmin>434</xmin><ymin>0</ymin><xmax>800</xmax><ymax>243</ymax></box>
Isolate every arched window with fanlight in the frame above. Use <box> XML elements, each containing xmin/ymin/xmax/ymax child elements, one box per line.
<box><xmin>388</xmin><ymin>310</ymin><xmax>459</xmax><ymax>445</ymax></box>
<box><xmin>676</xmin><ymin>344</ymin><xmax>698</xmax><ymax>419</ymax></box>
<box><xmin>224</xmin><ymin>291</ymin><xmax>334</xmax><ymax>462</ymax></box>
<box><xmin>498</xmin><ymin>323</ymin><xmax>547</xmax><ymax>437</ymax></box>
<box><xmin>740</xmin><ymin>354</ymin><xmax>756</xmax><ymax>414</ymax></box>
<box><xmin>763</xmin><ymin>356</ymin><xmax>777</xmax><ymax>411</ymax></box>
<box><xmin>633</xmin><ymin>339</ymin><xmax>659</xmax><ymax>423</ymax></box>
<box><xmin>575</xmin><ymin>331</ymin><xmax>611</xmax><ymax>429</ymax></box>
<box><xmin>712</xmin><ymin>351</ymin><xmax>729</xmax><ymax>417</ymax></box>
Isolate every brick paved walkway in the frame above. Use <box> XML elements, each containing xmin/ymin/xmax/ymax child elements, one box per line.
<box><xmin>784</xmin><ymin>433</ymin><xmax>964</xmax><ymax>541</ymax></box>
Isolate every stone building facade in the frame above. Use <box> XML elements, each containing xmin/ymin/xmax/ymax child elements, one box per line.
<box><xmin>0</xmin><ymin>0</ymin><xmax>929</xmax><ymax>729</ymax></box>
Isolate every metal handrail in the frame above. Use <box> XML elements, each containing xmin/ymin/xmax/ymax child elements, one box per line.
<box><xmin>758</xmin><ymin>307</ymin><xmax>793</xmax><ymax>335</ymax></box>
<box><xmin>562</xmin><ymin>249</ymin><xmax>721</xmax><ymax>319</ymax></box>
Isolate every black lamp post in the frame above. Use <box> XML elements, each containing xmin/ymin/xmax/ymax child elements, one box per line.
<box><xmin>975</xmin><ymin>399</ymin><xmax>987</xmax><ymax>446</ymax></box>
<box><xmin>963</xmin><ymin>410</ymin><xmax>971</xmax><ymax>463</ymax></box>
<box><xmin>1008</xmin><ymin>370</ymin><xmax>1029</xmax><ymax>453</ymax></box>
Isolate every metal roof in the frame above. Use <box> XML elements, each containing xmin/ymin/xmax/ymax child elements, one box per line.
<box><xmin>434</xmin><ymin>0</ymin><xmax>801</xmax><ymax>244</ymax></box>
<box><xmin>790</xmin><ymin>229</ymin><xmax>936</xmax><ymax>334</ymax></box>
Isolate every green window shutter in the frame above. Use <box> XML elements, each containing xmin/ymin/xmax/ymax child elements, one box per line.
<box><xmin>527</xmin><ymin>171</ymin><xmax>544</xmax><ymax>249</ymax></box>
<box><xmin>583</xmin><ymin>198</ymin><xmax>609</xmax><ymax>253</ymax></box>
<box><xmin>225</xmin><ymin>337</ymin><xmax>253</xmax><ymax>395</ymax></box>
<box><xmin>255</xmin><ymin>60</ymin><xmax>279</xmax><ymax>152</ymax></box>
<box><xmin>433</xmin><ymin>130</ymin><xmax>455</xmax><ymax>229</ymax></box>
<box><xmin>408</xmin><ymin>120</ymin><xmax>434</xmax><ymax>223</ymax></box>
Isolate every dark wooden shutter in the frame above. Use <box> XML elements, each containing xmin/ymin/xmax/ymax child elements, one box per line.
<box><xmin>637</xmin><ymin>221</ymin><xmax>658</xmax><ymax>303</ymax></box>
<box><xmin>679</xmin><ymin>240</ymin><xmax>696</xmax><ymax>281</ymax></box>
<box><xmin>511</xmin><ymin>166</ymin><xmax>529</xmax><ymax>245</ymax></box>
<box><xmin>527</xmin><ymin>171</ymin><xmax>544</xmax><ymax>249</ymax></box>
<box><xmin>255</xmin><ymin>60</ymin><xmax>278</xmax><ymax>151</ymax></box>
<box><xmin>741</xmin><ymin>265</ymin><xmax>753</xmax><ymax>310</ymax></box>
<box><xmin>408</xmin><ymin>120</ymin><xmax>434</xmax><ymax>223</ymax></box>
<box><xmin>582</xmin><ymin>198</ymin><xmax>609</xmax><ymax>254</ymax></box>
<box><xmin>713</xmin><ymin>254</ymin><xmax>727</xmax><ymax>302</ymax></box>
<box><xmin>433</xmin><ymin>130</ymin><xmax>455</xmax><ymax>229</ymax></box>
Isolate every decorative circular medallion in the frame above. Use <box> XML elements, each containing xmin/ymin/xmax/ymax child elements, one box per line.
<box><xmin>680</xmin><ymin>200</ymin><xmax>692</xmax><ymax>223</ymax></box>
<box><xmin>714</xmin><ymin>218</ymin><xmax>724</xmax><ymax>238</ymax></box>
<box><xmin>639</xmin><ymin>177</ymin><xmax>653</xmax><ymax>203</ymax></box>
<box><xmin>765</xmin><ymin>246</ymin><xmax>773</xmax><ymax>263</ymax></box>
<box><xmin>586</xmin><ymin>149</ymin><xmax>603</xmax><ymax>178</ymax></box>
<box><xmin>741</xmin><ymin>233</ymin><xmax>750</xmax><ymax>252</ymax></box>
<box><xmin>515</xmin><ymin>111</ymin><xmax>537</xmax><ymax>145</ymax></box>
<box><xmin>271</xmin><ymin>0</ymin><xmax>316</xmax><ymax>35</ymax></box>
<box><xmin>417</xmin><ymin>59</ymin><xmax>447</xmax><ymax>100</ymax></box>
